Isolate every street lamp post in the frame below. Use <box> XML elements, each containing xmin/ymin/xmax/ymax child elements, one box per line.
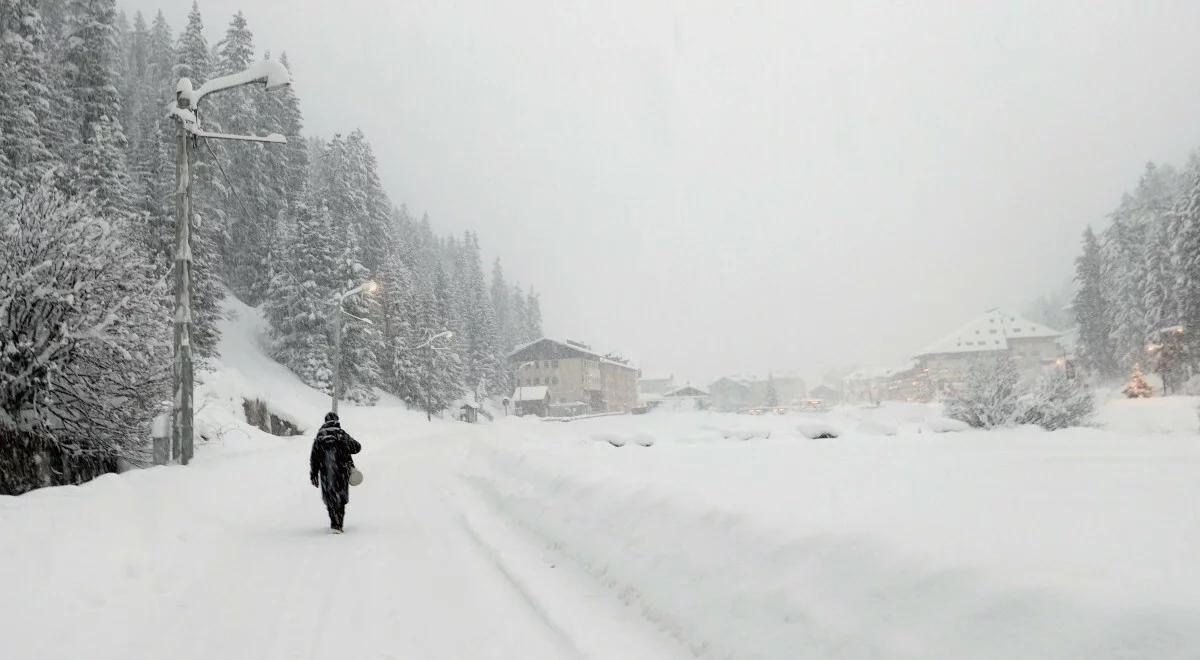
<box><xmin>167</xmin><ymin>60</ymin><xmax>291</xmax><ymax>465</ymax></box>
<box><xmin>330</xmin><ymin>281</ymin><xmax>379</xmax><ymax>414</ymax></box>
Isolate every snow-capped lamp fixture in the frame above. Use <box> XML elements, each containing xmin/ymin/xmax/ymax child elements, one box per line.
<box><xmin>165</xmin><ymin>60</ymin><xmax>292</xmax><ymax>467</ymax></box>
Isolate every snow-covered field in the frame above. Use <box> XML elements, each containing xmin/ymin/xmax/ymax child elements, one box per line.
<box><xmin>3</xmin><ymin>299</ymin><xmax>1199</xmax><ymax>659</ymax></box>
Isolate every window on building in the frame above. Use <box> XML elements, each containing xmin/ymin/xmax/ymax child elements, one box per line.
<box><xmin>552</xmin><ymin>377</ymin><xmax>559</xmax><ymax>384</ymax></box>
<box><xmin>544</xmin><ymin>360</ymin><xmax>551</xmax><ymax>368</ymax></box>
<box><xmin>552</xmin><ymin>360</ymin><xmax>560</xmax><ymax>368</ymax></box>
<box><xmin>533</xmin><ymin>378</ymin><xmax>540</xmax><ymax>385</ymax></box>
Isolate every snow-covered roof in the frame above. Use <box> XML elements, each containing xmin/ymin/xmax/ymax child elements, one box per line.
<box><xmin>845</xmin><ymin>362</ymin><xmax>917</xmax><ymax>382</ymax></box>
<box><xmin>710</xmin><ymin>374</ymin><xmax>758</xmax><ymax>388</ymax></box>
<box><xmin>509</xmin><ymin>337</ymin><xmax>639</xmax><ymax>371</ymax></box>
<box><xmin>512</xmin><ymin>386</ymin><xmax>549</xmax><ymax>402</ymax></box>
<box><xmin>916</xmin><ymin>309</ymin><xmax>1060</xmax><ymax>357</ymax></box>
<box><xmin>665</xmin><ymin>385</ymin><xmax>709</xmax><ymax>397</ymax></box>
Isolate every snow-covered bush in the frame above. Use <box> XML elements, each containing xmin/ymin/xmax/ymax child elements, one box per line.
<box><xmin>943</xmin><ymin>355</ymin><xmax>1021</xmax><ymax>429</ymax></box>
<box><xmin>1017</xmin><ymin>369</ymin><xmax>1095</xmax><ymax>430</ymax></box>
<box><xmin>0</xmin><ymin>184</ymin><xmax>169</xmax><ymax>494</ymax></box>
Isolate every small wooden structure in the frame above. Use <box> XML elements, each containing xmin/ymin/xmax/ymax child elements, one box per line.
<box><xmin>459</xmin><ymin>402</ymin><xmax>480</xmax><ymax>423</ymax></box>
<box><xmin>512</xmin><ymin>385</ymin><xmax>551</xmax><ymax>417</ymax></box>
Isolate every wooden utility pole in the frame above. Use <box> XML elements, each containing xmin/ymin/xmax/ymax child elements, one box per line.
<box><xmin>172</xmin><ymin>121</ymin><xmax>195</xmax><ymax>465</ymax></box>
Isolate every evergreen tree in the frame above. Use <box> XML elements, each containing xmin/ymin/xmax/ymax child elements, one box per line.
<box><xmin>511</xmin><ymin>283</ymin><xmax>529</xmax><ymax>343</ymax></box>
<box><xmin>72</xmin><ymin>115</ymin><xmax>134</xmax><ymax>218</ymax></box>
<box><xmin>274</xmin><ymin>52</ymin><xmax>309</xmax><ymax>212</ymax></box>
<box><xmin>61</xmin><ymin>0</ymin><xmax>124</xmax><ymax>139</ymax></box>
<box><xmin>212</xmin><ymin>11</ymin><xmax>277</xmax><ymax>302</ymax></box>
<box><xmin>173</xmin><ymin>1</ymin><xmax>209</xmax><ymax>84</ymax></box>
<box><xmin>765</xmin><ymin>372</ymin><xmax>779</xmax><ymax>406</ymax></box>
<box><xmin>146</xmin><ymin>10</ymin><xmax>174</xmax><ymax>100</ymax></box>
<box><xmin>377</xmin><ymin>245</ymin><xmax>418</xmax><ymax>396</ymax></box>
<box><xmin>0</xmin><ymin>0</ymin><xmax>58</xmax><ymax>192</ymax></box>
<box><xmin>1170</xmin><ymin>162</ymin><xmax>1200</xmax><ymax>365</ymax></box>
<box><xmin>264</xmin><ymin>195</ymin><xmax>335</xmax><ymax>390</ymax></box>
<box><xmin>525</xmin><ymin>288</ymin><xmax>543</xmax><ymax>340</ymax></box>
<box><xmin>1074</xmin><ymin>227</ymin><xmax>1115</xmax><ymax>378</ymax></box>
<box><xmin>334</xmin><ymin>224</ymin><xmax>382</xmax><ymax>404</ymax></box>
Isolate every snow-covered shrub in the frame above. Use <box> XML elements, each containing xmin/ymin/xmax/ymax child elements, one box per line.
<box><xmin>0</xmin><ymin>184</ymin><xmax>169</xmax><ymax>494</ymax></box>
<box><xmin>1017</xmin><ymin>369</ymin><xmax>1095</xmax><ymax>430</ymax></box>
<box><xmin>943</xmin><ymin>355</ymin><xmax>1021</xmax><ymax>429</ymax></box>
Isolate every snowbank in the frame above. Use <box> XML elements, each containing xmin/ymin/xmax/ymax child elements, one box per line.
<box><xmin>465</xmin><ymin>405</ymin><xmax>1200</xmax><ymax>659</ymax></box>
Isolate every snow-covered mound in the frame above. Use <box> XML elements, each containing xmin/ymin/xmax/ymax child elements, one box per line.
<box><xmin>465</xmin><ymin>404</ymin><xmax>1200</xmax><ymax>659</ymax></box>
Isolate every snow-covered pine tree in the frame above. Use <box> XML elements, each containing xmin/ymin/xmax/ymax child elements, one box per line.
<box><xmin>377</xmin><ymin>245</ymin><xmax>420</xmax><ymax>396</ymax></box>
<box><xmin>0</xmin><ymin>0</ymin><xmax>58</xmax><ymax>193</ymax></box>
<box><xmin>212</xmin><ymin>11</ymin><xmax>277</xmax><ymax>303</ymax></box>
<box><xmin>490</xmin><ymin>259</ymin><xmax>512</xmax><ymax>350</ymax></box>
<box><xmin>61</xmin><ymin>0</ymin><xmax>124</xmax><ymax>139</ymax></box>
<box><xmin>173</xmin><ymin>1</ymin><xmax>209</xmax><ymax>84</ymax></box>
<box><xmin>112</xmin><ymin>8</ymin><xmax>132</xmax><ymax>132</ymax></box>
<box><xmin>335</xmin><ymin>223</ymin><xmax>382</xmax><ymax>405</ymax></box>
<box><xmin>525</xmin><ymin>288</ymin><xmax>543</xmax><ymax>341</ymax></box>
<box><xmin>1170</xmin><ymin>161</ymin><xmax>1200</xmax><ymax>368</ymax></box>
<box><xmin>510</xmin><ymin>283</ymin><xmax>529</xmax><ymax>344</ymax></box>
<box><xmin>146</xmin><ymin>10</ymin><xmax>174</xmax><ymax>103</ymax></box>
<box><xmin>128</xmin><ymin>95</ymin><xmax>174</xmax><ymax>270</ymax></box>
<box><xmin>344</xmin><ymin>130</ymin><xmax>392</xmax><ymax>273</ymax></box>
<box><xmin>429</xmin><ymin>263</ymin><xmax>466</xmax><ymax>411</ymax></box>
<box><xmin>0</xmin><ymin>182</ymin><xmax>169</xmax><ymax>495</ymax></box>
<box><xmin>766</xmin><ymin>372</ymin><xmax>779</xmax><ymax>406</ymax></box>
<box><xmin>944</xmin><ymin>354</ymin><xmax>1021</xmax><ymax>429</ymax></box>
<box><xmin>130</xmin><ymin>10</ymin><xmax>176</xmax><ymax>269</ymax></box>
<box><xmin>1100</xmin><ymin>195</ymin><xmax>1148</xmax><ymax>373</ymax></box>
<box><xmin>1143</xmin><ymin>212</ymin><xmax>1179</xmax><ymax>343</ymax></box>
<box><xmin>1074</xmin><ymin>227</ymin><xmax>1116</xmax><ymax>379</ymax></box>
<box><xmin>264</xmin><ymin>195</ymin><xmax>335</xmax><ymax>391</ymax></box>
<box><xmin>274</xmin><ymin>53</ymin><xmax>309</xmax><ymax>212</ymax></box>
<box><xmin>452</xmin><ymin>233</ymin><xmax>502</xmax><ymax>398</ymax></box>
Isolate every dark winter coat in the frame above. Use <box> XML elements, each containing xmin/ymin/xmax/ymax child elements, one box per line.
<box><xmin>309</xmin><ymin>420</ymin><xmax>361</xmax><ymax>507</ymax></box>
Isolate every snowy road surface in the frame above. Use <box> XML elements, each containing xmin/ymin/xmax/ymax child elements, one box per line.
<box><xmin>5</xmin><ymin>300</ymin><xmax>1200</xmax><ymax>660</ymax></box>
<box><xmin>0</xmin><ymin>423</ymin><xmax>683</xmax><ymax>660</ymax></box>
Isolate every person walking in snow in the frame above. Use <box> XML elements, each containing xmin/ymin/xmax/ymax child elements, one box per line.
<box><xmin>309</xmin><ymin>412</ymin><xmax>361</xmax><ymax>533</ymax></box>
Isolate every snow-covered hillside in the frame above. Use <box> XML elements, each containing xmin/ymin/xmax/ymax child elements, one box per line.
<box><xmin>3</xmin><ymin>298</ymin><xmax>1200</xmax><ymax>659</ymax></box>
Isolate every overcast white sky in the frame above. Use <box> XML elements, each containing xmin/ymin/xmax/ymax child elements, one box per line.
<box><xmin>127</xmin><ymin>0</ymin><xmax>1200</xmax><ymax>385</ymax></box>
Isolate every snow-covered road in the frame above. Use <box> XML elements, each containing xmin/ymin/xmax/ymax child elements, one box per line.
<box><xmin>7</xmin><ymin>300</ymin><xmax>1200</xmax><ymax>660</ymax></box>
<box><xmin>0</xmin><ymin>423</ymin><xmax>683</xmax><ymax>660</ymax></box>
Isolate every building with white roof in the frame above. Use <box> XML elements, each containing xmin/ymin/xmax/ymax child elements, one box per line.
<box><xmin>708</xmin><ymin>372</ymin><xmax>806</xmax><ymax>411</ymax></box>
<box><xmin>915</xmin><ymin>309</ymin><xmax>1063</xmax><ymax>390</ymax></box>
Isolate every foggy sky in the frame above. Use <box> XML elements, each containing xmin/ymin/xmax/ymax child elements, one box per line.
<box><xmin>128</xmin><ymin>0</ymin><xmax>1200</xmax><ymax>385</ymax></box>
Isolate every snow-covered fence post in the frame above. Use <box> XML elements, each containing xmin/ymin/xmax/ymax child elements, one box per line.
<box><xmin>166</xmin><ymin>61</ymin><xmax>291</xmax><ymax>465</ymax></box>
<box><xmin>152</xmin><ymin>413</ymin><xmax>171</xmax><ymax>466</ymax></box>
